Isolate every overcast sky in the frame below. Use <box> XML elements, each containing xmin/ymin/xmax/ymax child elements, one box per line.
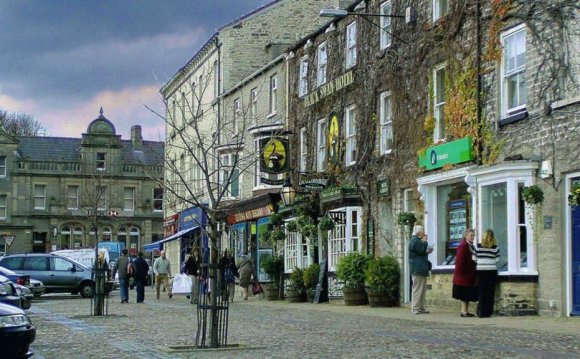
<box><xmin>0</xmin><ymin>0</ymin><xmax>267</xmax><ymax>141</ymax></box>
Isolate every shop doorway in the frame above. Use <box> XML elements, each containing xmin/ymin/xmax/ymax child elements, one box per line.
<box><xmin>572</xmin><ymin>196</ymin><xmax>580</xmax><ymax>315</ymax></box>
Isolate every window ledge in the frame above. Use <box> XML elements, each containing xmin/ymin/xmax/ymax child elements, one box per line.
<box><xmin>550</xmin><ymin>95</ymin><xmax>580</xmax><ymax>111</ymax></box>
<box><xmin>266</xmin><ymin>112</ymin><xmax>277</xmax><ymax>119</ymax></box>
<box><xmin>498</xmin><ymin>273</ymin><xmax>538</xmax><ymax>282</ymax></box>
<box><xmin>499</xmin><ymin>111</ymin><xmax>528</xmax><ymax>127</ymax></box>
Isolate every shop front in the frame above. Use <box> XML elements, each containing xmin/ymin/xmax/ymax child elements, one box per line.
<box><xmin>417</xmin><ymin>139</ymin><xmax>539</xmax><ymax>314</ymax></box>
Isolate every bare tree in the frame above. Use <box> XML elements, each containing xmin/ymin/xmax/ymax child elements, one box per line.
<box><xmin>148</xmin><ymin>65</ymin><xmax>275</xmax><ymax>348</ymax></box>
<box><xmin>0</xmin><ymin>110</ymin><xmax>48</xmax><ymax>136</ymax></box>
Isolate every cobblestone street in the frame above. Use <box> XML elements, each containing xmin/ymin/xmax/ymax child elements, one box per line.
<box><xmin>26</xmin><ymin>287</ymin><xmax>580</xmax><ymax>359</ymax></box>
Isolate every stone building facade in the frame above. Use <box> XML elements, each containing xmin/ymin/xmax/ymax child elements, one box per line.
<box><xmin>284</xmin><ymin>0</ymin><xmax>580</xmax><ymax>316</ymax></box>
<box><xmin>160</xmin><ymin>0</ymin><xmax>352</xmax><ymax>275</ymax></box>
<box><xmin>0</xmin><ymin>110</ymin><xmax>164</xmax><ymax>256</ymax></box>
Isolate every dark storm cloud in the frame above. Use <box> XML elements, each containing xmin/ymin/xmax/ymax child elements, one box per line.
<box><xmin>0</xmin><ymin>0</ymin><xmax>267</xmax><ymax>104</ymax></box>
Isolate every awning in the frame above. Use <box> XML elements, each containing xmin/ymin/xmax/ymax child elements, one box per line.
<box><xmin>143</xmin><ymin>226</ymin><xmax>199</xmax><ymax>252</ymax></box>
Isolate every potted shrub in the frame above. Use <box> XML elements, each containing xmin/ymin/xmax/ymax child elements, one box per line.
<box><xmin>522</xmin><ymin>185</ymin><xmax>544</xmax><ymax>205</ymax></box>
<box><xmin>364</xmin><ymin>255</ymin><xmax>400</xmax><ymax>307</ymax></box>
<box><xmin>302</xmin><ymin>263</ymin><xmax>320</xmax><ymax>302</ymax></box>
<box><xmin>286</xmin><ymin>267</ymin><xmax>306</xmax><ymax>303</ymax></box>
<box><xmin>336</xmin><ymin>252</ymin><xmax>369</xmax><ymax>306</ymax></box>
<box><xmin>568</xmin><ymin>183</ymin><xmax>580</xmax><ymax>207</ymax></box>
<box><xmin>318</xmin><ymin>215</ymin><xmax>335</xmax><ymax>232</ymax></box>
<box><xmin>260</xmin><ymin>255</ymin><xmax>284</xmax><ymax>300</ymax></box>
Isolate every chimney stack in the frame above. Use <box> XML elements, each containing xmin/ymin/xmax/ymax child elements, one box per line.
<box><xmin>131</xmin><ymin>125</ymin><xmax>143</xmax><ymax>150</ymax></box>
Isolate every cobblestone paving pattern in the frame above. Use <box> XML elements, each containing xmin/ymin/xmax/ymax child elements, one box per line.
<box><xmin>26</xmin><ymin>287</ymin><xmax>580</xmax><ymax>359</ymax></box>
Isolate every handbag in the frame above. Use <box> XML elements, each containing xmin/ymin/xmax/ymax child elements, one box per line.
<box><xmin>252</xmin><ymin>281</ymin><xmax>263</xmax><ymax>295</ymax></box>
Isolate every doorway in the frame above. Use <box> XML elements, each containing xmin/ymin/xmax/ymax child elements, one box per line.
<box><xmin>571</xmin><ymin>189</ymin><xmax>580</xmax><ymax>315</ymax></box>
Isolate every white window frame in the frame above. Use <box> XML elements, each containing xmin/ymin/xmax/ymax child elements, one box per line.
<box><xmin>473</xmin><ymin>164</ymin><xmax>537</xmax><ymax>275</ymax></box>
<box><xmin>0</xmin><ymin>195</ymin><xmax>7</xmax><ymax>219</ymax></box>
<box><xmin>433</xmin><ymin>63</ymin><xmax>446</xmax><ymax>142</ymax></box>
<box><xmin>380</xmin><ymin>1</ymin><xmax>393</xmax><ymax>49</ymax></box>
<box><xmin>123</xmin><ymin>187</ymin><xmax>135</xmax><ymax>212</ymax></box>
<box><xmin>213</xmin><ymin>60</ymin><xmax>219</xmax><ymax>100</ymax></box>
<box><xmin>317</xmin><ymin>42</ymin><xmax>328</xmax><ymax>87</ymax></box>
<box><xmin>316</xmin><ymin>119</ymin><xmax>327</xmax><ymax>171</ymax></box>
<box><xmin>191</xmin><ymin>81</ymin><xmax>196</xmax><ymax>115</ymax></box>
<box><xmin>220</xmin><ymin>153</ymin><xmax>241</xmax><ymax>198</ymax></box>
<box><xmin>345</xmin><ymin>105</ymin><xmax>357</xmax><ymax>165</ymax></box>
<box><xmin>96</xmin><ymin>152</ymin><xmax>106</xmax><ymax>171</ymax></box>
<box><xmin>66</xmin><ymin>185</ymin><xmax>79</xmax><ymax>210</ymax></box>
<box><xmin>233</xmin><ymin>98</ymin><xmax>241</xmax><ymax>134</ymax></box>
<box><xmin>433</xmin><ymin>0</ymin><xmax>448</xmax><ymax>22</ymax></box>
<box><xmin>33</xmin><ymin>184</ymin><xmax>46</xmax><ymax>210</ymax></box>
<box><xmin>299</xmin><ymin>127</ymin><xmax>307</xmax><ymax>172</ymax></box>
<box><xmin>0</xmin><ymin>156</ymin><xmax>6</xmax><ymax>177</ymax></box>
<box><xmin>269</xmin><ymin>74</ymin><xmax>278</xmax><ymax>115</ymax></box>
<box><xmin>250</xmin><ymin>88</ymin><xmax>258</xmax><ymax>122</ymax></box>
<box><xmin>379</xmin><ymin>91</ymin><xmax>393</xmax><ymax>154</ymax></box>
<box><xmin>153</xmin><ymin>187</ymin><xmax>163</xmax><ymax>212</ymax></box>
<box><xmin>501</xmin><ymin>24</ymin><xmax>527</xmax><ymax>118</ymax></box>
<box><xmin>298</xmin><ymin>57</ymin><xmax>309</xmax><ymax>97</ymax></box>
<box><xmin>284</xmin><ymin>219</ymin><xmax>311</xmax><ymax>272</ymax></box>
<box><xmin>345</xmin><ymin>22</ymin><xmax>357</xmax><ymax>69</ymax></box>
<box><xmin>328</xmin><ymin>207</ymin><xmax>362</xmax><ymax>271</ymax></box>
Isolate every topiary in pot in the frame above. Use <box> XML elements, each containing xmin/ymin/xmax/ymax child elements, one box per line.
<box><xmin>336</xmin><ymin>252</ymin><xmax>369</xmax><ymax>306</ymax></box>
<box><xmin>364</xmin><ymin>255</ymin><xmax>400</xmax><ymax>307</ymax></box>
<box><xmin>303</xmin><ymin>263</ymin><xmax>320</xmax><ymax>302</ymax></box>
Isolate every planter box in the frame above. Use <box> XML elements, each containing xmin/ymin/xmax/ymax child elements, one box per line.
<box><xmin>343</xmin><ymin>287</ymin><xmax>368</xmax><ymax>306</ymax></box>
<box><xmin>366</xmin><ymin>289</ymin><xmax>397</xmax><ymax>307</ymax></box>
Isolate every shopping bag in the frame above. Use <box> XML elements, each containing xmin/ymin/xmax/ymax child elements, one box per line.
<box><xmin>172</xmin><ymin>274</ymin><xmax>192</xmax><ymax>294</ymax></box>
<box><xmin>252</xmin><ymin>281</ymin><xmax>263</xmax><ymax>295</ymax></box>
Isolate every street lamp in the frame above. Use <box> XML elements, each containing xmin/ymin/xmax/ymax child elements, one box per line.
<box><xmin>320</xmin><ymin>6</ymin><xmax>416</xmax><ymax>25</ymax></box>
<box><xmin>281</xmin><ymin>174</ymin><xmax>296</xmax><ymax>207</ymax></box>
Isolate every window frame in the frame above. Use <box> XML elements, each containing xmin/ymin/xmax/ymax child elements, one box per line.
<box><xmin>433</xmin><ymin>0</ymin><xmax>448</xmax><ymax>22</ymax></box>
<box><xmin>233</xmin><ymin>97</ymin><xmax>241</xmax><ymax>134</ymax></box>
<box><xmin>327</xmin><ymin>206</ymin><xmax>362</xmax><ymax>271</ymax></box>
<box><xmin>0</xmin><ymin>156</ymin><xmax>6</xmax><ymax>177</ymax></box>
<box><xmin>345</xmin><ymin>105</ymin><xmax>357</xmax><ymax>166</ymax></box>
<box><xmin>97</xmin><ymin>186</ymin><xmax>108</xmax><ymax>211</ymax></box>
<box><xmin>433</xmin><ymin>62</ymin><xmax>447</xmax><ymax>142</ymax></box>
<box><xmin>123</xmin><ymin>187</ymin><xmax>135</xmax><ymax>212</ymax></box>
<box><xmin>269</xmin><ymin>74</ymin><xmax>278</xmax><ymax>115</ymax></box>
<box><xmin>316</xmin><ymin>42</ymin><xmax>328</xmax><ymax>87</ymax></box>
<box><xmin>0</xmin><ymin>194</ymin><xmax>7</xmax><ymax>219</ymax></box>
<box><xmin>316</xmin><ymin>118</ymin><xmax>327</xmax><ymax>171</ymax></box>
<box><xmin>379</xmin><ymin>91</ymin><xmax>393</xmax><ymax>155</ymax></box>
<box><xmin>66</xmin><ymin>185</ymin><xmax>79</xmax><ymax>210</ymax></box>
<box><xmin>345</xmin><ymin>21</ymin><xmax>357</xmax><ymax>69</ymax></box>
<box><xmin>380</xmin><ymin>1</ymin><xmax>393</xmax><ymax>49</ymax></box>
<box><xmin>284</xmin><ymin>218</ymin><xmax>311</xmax><ymax>272</ymax></box>
<box><xmin>298</xmin><ymin>57</ymin><xmax>309</xmax><ymax>97</ymax></box>
<box><xmin>299</xmin><ymin>127</ymin><xmax>307</xmax><ymax>172</ymax></box>
<box><xmin>96</xmin><ymin>152</ymin><xmax>106</xmax><ymax>171</ymax></box>
<box><xmin>153</xmin><ymin>187</ymin><xmax>163</xmax><ymax>212</ymax></box>
<box><xmin>33</xmin><ymin>184</ymin><xmax>46</xmax><ymax>210</ymax></box>
<box><xmin>250</xmin><ymin>87</ymin><xmax>258</xmax><ymax>121</ymax></box>
<box><xmin>501</xmin><ymin>24</ymin><xmax>527</xmax><ymax>118</ymax></box>
<box><xmin>220</xmin><ymin>152</ymin><xmax>241</xmax><ymax>198</ymax></box>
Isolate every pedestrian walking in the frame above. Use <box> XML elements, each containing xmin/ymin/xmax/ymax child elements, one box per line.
<box><xmin>220</xmin><ymin>248</ymin><xmax>238</xmax><ymax>302</ymax></box>
<box><xmin>237</xmin><ymin>255</ymin><xmax>255</xmax><ymax>300</ymax></box>
<box><xmin>474</xmin><ymin>229</ymin><xmax>500</xmax><ymax>318</ymax></box>
<box><xmin>153</xmin><ymin>250</ymin><xmax>173</xmax><ymax>299</ymax></box>
<box><xmin>183</xmin><ymin>250</ymin><xmax>198</xmax><ymax>304</ymax></box>
<box><xmin>408</xmin><ymin>225</ymin><xmax>433</xmax><ymax>314</ymax></box>
<box><xmin>112</xmin><ymin>248</ymin><xmax>130</xmax><ymax>303</ymax></box>
<box><xmin>452</xmin><ymin>228</ymin><xmax>478</xmax><ymax>317</ymax></box>
<box><xmin>133</xmin><ymin>251</ymin><xmax>149</xmax><ymax>303</ymax></box>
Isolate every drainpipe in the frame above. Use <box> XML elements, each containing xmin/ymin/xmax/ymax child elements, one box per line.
<box><xmin>476</xmin><ymin>0</ymin><xmax>483</xmax><ymax>165</ymax></box>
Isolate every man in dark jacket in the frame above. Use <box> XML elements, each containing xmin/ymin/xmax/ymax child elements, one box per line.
<box><xmin>408</xmin><ymin>225</ymin><xmax>433</xmax><ymax>315</ymax></box>
<box><xmin>112</xmin><ymin>248</ymin><xmax>130</xmax><ymax>303</ymax></box>
<box><xmin>183</xmin><ymin>249</ymin><xmax>198</xmax><ymax>304</ymax></box>
<box><xmin>133</xmin><ymin>251</ymin><xmax>149</xmax><ymax>303</ymax></box>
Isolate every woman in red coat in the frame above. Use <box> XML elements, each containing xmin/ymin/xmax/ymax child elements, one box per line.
<box><xmin>452</xmin><ymin>228</ymin><xmax>478</xmax><ymax>317</ymax></box>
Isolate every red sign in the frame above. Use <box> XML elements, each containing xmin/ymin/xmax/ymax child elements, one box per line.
<box><xmin>227</xmin><ymin>205</ymin><xmax>272</xmax><ymax>224</ymax></box>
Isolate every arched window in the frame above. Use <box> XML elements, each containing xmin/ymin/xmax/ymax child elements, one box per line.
<box><xmin>129</xmin><ymin>227</ymin><xmax>140</xmax><ymax>256</ymax></box>
<box><xmin>117</xmin><ymin>227</ymin><xmax>127</xmax><ymax>247</ymax></box>
<box><xmin>102</xmin><ymin>227</ymin><xmax>112</xmax><ymax>242</ymax></box>
<box><xmin>88</xmin><ymin>226</ymin><xmax>97</xmax><ymax>247</ymax></box>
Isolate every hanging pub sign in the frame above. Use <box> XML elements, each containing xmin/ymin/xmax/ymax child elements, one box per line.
<box><xmin>377</xmin><ymin>179</ymin><xmax>391</xmax><ymax>197</ymax></box>
<box><xmin>298</xmin><ymin>172</ymin><xmax>329</xmax><ymax>192</ymax></box>
<box><xmin>259</xmin><ymin>137</ymin><xmax>289</xmax><ymax>174</ymax></box>
<box><xmin>327</xmin><ymin>112</ymin><xmax>341</xmax><ymax>168</ymax></box>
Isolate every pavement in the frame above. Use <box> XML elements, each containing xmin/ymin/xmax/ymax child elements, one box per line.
<box><xmin>25</xmin><ymin>286</ymin><xmax>580</xmax><ymax>359</ymax></box>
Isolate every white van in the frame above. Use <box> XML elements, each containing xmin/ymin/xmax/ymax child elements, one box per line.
<box><xmin>51</xmin><ymin>248</ymin><xmax>109</xmax><ymax>269</ymax></box>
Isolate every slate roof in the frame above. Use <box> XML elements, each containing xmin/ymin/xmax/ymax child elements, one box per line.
<box><xmin>16</xmin><ymin>136</ymin><xmax>164</xmax><ymax>166</ymax></box>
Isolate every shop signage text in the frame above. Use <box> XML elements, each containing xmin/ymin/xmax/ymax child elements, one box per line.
<box><xmin>227</xmin><ymin>205</ymin><xmax>272</xmax><ymax>225</ymax></box>
<box><xmin>418</xmin><ymin>137</ymin><xmax>475</xmax><ymax>171</ymax></box>
<box><xmin>304</xmin><ymin>71</ymin><xmax>354</xmax><ymax>107</ymax></box>
<box><xmin>298</xmin><ymin>173</ymin><xmax>328</xmax><ymax>191</ymax></box>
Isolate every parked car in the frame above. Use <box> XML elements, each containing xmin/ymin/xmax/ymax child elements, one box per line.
<box><xmin>0</xmin><ymin>266</ymin><xmax>30</xmax><ymax>287</ymax></box>
<box><xmin>0</xmin><ymin>274</ymin><xmax>21</xmax><ymax>308</ymax></box>
<box><xmin>14</xmin><ymin>284</ymin><xmax>33</xmax><ymax>310</ymax></box>
<box><xmin>0</xmin><ymin>301</ymin><xmax>36</xmax><ymax>358</ymax></box>
<box><xmin>0</xmin><ymin>253</ymin><xmax>95</xmax><ymax>298</ymax></box>
<box><xmin>0</xmin><ymin>266</ymin><xmax>44</xmax><ymax>297</ymax></box>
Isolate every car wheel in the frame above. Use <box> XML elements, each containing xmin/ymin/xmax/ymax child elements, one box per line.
<box><xmin>79</xmin><ymin>281</ymin><xmax>95</xmax><ymax>298</ymax></box>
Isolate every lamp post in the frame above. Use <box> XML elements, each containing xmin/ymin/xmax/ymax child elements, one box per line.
<box><xmin>281</xmin><ymin>174</ymin><xmax>297</xmax><ymax>207</ymax></box>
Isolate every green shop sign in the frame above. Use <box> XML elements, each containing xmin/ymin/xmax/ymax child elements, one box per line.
<box><xmin>418</xmin><ymin>137</ymin><xmax>475</xmax><ymax>171</ymax></box>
